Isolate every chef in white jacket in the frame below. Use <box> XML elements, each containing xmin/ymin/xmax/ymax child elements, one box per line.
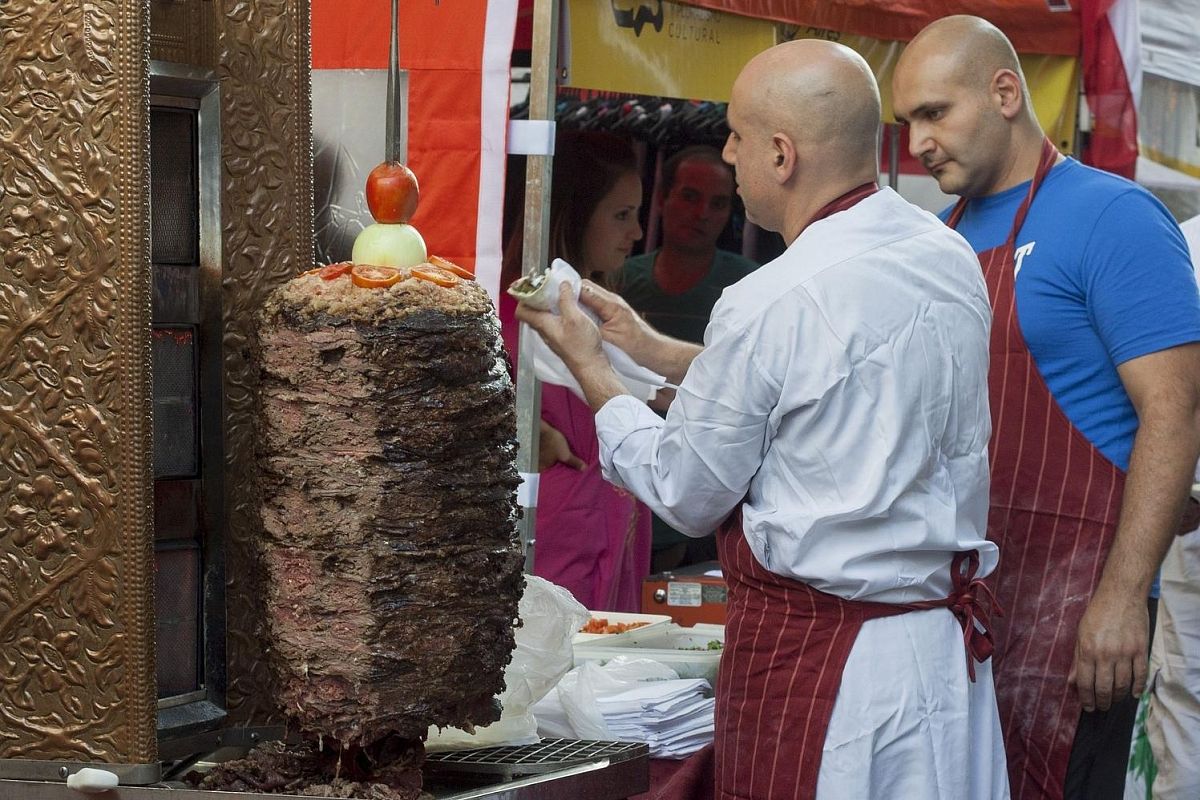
<box><xmin>517</xmin><ymin>40</ymin><xmax>1009</xmax><ymax>799</ymax></box>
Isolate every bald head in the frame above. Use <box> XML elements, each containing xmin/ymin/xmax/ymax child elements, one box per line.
<box><xmin>723</xmin><ymin>40</ymin><xmax>882</xmax><ymax>238</ymax></box>
<box><xmin>736</xmin><ymin>39</ymin><xmax>882</xmax><ymax>176</ymax></box>
<box><xmin>898</xmin><ymin>16</ymin><xmax>1032</xmax><ymax>119</ymax></box>
<box><xmin>892</xmin><ymin>15</ymin><xmax>1049</xmax><ymax>198</ymax></box>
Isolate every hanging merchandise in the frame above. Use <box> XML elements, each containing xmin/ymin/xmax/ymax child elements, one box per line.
<box><xmin>511</xmin><ymin>94</ymin><xmax>732</xmax><ymax>151</ymax></box>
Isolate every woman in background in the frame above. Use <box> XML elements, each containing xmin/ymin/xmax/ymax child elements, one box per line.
<box><xmin>500</xmin><ymin>131</ymin><xmax>651</xmax><ymax>612</ymax></box>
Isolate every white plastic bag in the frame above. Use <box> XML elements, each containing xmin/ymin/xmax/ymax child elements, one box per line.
<box><xmin>532</xmin><ymin>656</ymin><xmax>680</xmax><ymax>740</ymax></box>
<box><xmin>426</xmin><ymin>576</ymin><xmax>589</xmax><ymax>750</ymax></box>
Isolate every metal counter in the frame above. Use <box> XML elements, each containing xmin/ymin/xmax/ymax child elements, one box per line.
<box><xmin>0</xmin><ymin>740</ymin><xmax>650</xmax><ymax>800</ymax></box>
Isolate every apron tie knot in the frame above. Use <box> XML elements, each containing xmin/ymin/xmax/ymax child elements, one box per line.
<box><xmin>945</xmin><ymin>550</ymin><xmax>1004</xmax><ymax>682</ymax></box>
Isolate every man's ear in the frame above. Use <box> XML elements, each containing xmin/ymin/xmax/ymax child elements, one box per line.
<box><xmin>772</xmin><ymin>133</ymin><xmax>797</xmax><ymax>183</ymax></box>
<box><xmin>993</xmin><ymin>68</ymin><xmax>1025</xmax><ymax>121</ymax></box>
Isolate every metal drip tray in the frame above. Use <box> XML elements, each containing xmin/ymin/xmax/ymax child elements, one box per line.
<box><xmin>426</xmin><ymin>739</ymin><xmax>648</xmax><ymax>779</ymax></box>
<box><xmin>0</xmin><ymin>739</ymin><xmax>651</xmax><ymax>800</ymax></box>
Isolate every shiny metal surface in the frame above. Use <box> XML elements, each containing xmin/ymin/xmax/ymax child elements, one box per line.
<box><xmin>0</xmin><ymin>759</ymin><xmax>160</xmax><ymax>785</ymax></box>
<box><xmin>312</xmin><ymin>69</ymin><xmax>386</xmax><ymax>264</ymax></box>
<box><xmin>0</xmin><ymin>745</ymin><xmax>649</xmax><ymax>800</ymax></box>
<box><xmin>426</xmin><ymin>739</ymin><xmax>645</xmax><ymax>779</ymax></box>
<box><xmin>155</xmin><ymin>726</ymin><xmax>285</xmax><ymax>763</ymax></box>
<box><xmin>217</xmin><ymin>0</ymin><xmax>315</xmax><ymax>727</ymax></box>
<box><xmin>385</xmin><ymin>0</ymin><xmax>409</xmax><ymax>164</ymax></box>
<box><xmin>0</xmin><ymin>0</ymin><xmax>158</xmax><ymax>765</ymax></box>
<box><xmin>431</xmin><ymin>754</ymin><xmax>648</xmax><ymax>800</ymax></box>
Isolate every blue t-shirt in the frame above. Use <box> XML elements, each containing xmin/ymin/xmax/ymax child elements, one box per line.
<box><xmin>941</xmin><ymin>158</ymin><xmax>1200</xmax><ymax>471</ymax></box>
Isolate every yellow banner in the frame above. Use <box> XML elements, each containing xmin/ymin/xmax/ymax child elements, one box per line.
<box><xmin>789</xmin><ymin>27</ymin><xmax>1080</xmax><ymax>154</ymax></box>
<box><xmin>564</xmin><ymin>0</ymin><xmax>777</xmax><ymax>102</ymax></box>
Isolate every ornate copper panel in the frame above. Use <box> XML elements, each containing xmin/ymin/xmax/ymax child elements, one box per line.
<box><xmin>150</xmin><ymin>0</ymin><xmax>218</xmax><ymax>68</ymax></box>
<box><xmin>215</xmin><ymin>0</ymin><xmax>314</xmax><ymax>725</ymax></box>
<box><xmin>1</xmin><ymin>0</ymin><xmax>312</xmax><ymax>763</ymax></box>
<box><xmin>0</xmin><ymin>0</ymin><xmax>157</xmax><ymax>764</ymax></box>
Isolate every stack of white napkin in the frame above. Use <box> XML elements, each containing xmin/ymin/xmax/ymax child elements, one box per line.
<box><xmin>597</xmin><ymin>678</ymin><xmax>716</xmax><ymax>759</ymax></box>
<box><xmin>532</xmin><ymin>656</ymin><xmax>714</xmax><ymax>759</ymax></box>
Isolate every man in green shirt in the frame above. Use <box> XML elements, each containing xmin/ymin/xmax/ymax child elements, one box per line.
<box><xmin>620</xmin><ymin>145</ymin><xmax>758</xmax><ymax>570</ymax></box>
<box><xmin>621</xmin><ymin>146</ymin><xmax>758</xmax><ymax>345</ymax></box>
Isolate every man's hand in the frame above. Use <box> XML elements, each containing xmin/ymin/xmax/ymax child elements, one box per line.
<box><xmin>579</xmin><ymin>279</ymin><xmax>704</xmax><ymax>384</ymax></box>
<box><xmin>516</xmin><ymin>283</ymin><xmax>607</xmax><ymax>373</ymax></box>
<box><xmin>1070</xmin><ymin>588</ymin><xmax>1149</xmax><ymax>712</ymax></box>
<box><xmin>578</xmin><ymin>280</ymin><xmax>660</xmax><ymax>365</ymax></box>
<box><xmin>516</xmin><ymin>283</ymin><xmax>629</xmax><ymax>412</ymax></box>
<box><xmin>539</xmin><ymin>420</ymin><xmax>585</xmax><ymax>472</ymax></box>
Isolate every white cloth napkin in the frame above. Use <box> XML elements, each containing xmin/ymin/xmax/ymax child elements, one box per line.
<box><xmin>533</xmin><ymin>657</ymin><xmax>715</xmax><ymax>759</ymax></box>
<box><xmin>526</xmin><ymin>259</ymin><xmax>669</xmax><ymax>402</ymax></box>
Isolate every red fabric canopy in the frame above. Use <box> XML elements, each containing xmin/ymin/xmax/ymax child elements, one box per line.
<box><xmin>681</xmin><ymin>0</ymin><xmax>1082</xmax><ymax>55</ymax></box>
<box><xmin>511</xmin><ymin>0</ymin><xmax>1137</xmax><ymax>177</ymax></box>
<box><xmin>680</xmin><ymin>0</ymin><xmax>1136</xmax><ymax>176</ymax></box>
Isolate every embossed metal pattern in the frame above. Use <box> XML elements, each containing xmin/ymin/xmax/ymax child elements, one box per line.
<box><xmin>150</xmin><ymin>0</ymin><xmax>218</xmax><ymax>68</ymax></box>
<box><xmin>216</xmin><ymin>0</ymin><xmax>314</xmax><ymax>724</ymax></box>
<box><xmin>0</xmin><ymin>0</ymin><xmax>156</xmax><ymax>764</ymax></box>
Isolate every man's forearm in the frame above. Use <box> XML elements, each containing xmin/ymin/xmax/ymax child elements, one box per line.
<box><xmin>637</xmin><ymin>332</ymin><xmax>703</xmax><ymax>385</ymax></box>
<box><xmin>570</xmin><ymin>357</ymin><xmax>634</xmax><ymax>413</ymax></box>
<box><xmin>1099</xmin><ymin>409</ymin><xmax>1200</xmax><ymax>599</ymax></box>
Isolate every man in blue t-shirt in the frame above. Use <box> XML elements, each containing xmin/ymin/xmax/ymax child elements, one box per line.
<box><xmin>894</xmin><ymin>15</ymin><xmax>1200</xmax><ymax>800</ymax></box>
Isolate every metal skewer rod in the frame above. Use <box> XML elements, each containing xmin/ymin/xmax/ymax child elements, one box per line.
<box><xmin>385</xmin><ymin>0</ymin><xmax>408</xmax><ymax>163</ymax></box>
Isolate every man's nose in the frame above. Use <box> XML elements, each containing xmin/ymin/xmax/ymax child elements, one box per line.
<box><xmin>722</xmin><ymin>135</ymin><xmax>736</xmax><ymax>165</ymax></box>
<box><xmin>907</xmin><ymin>124</ymin><xmax>933</xmax><ymax>160</ymax></box>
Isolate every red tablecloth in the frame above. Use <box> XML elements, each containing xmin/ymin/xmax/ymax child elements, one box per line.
<box><xmin>629</xmin><ymin>747</ymin><xmax>714</xmax><ymax>800</ymax></box>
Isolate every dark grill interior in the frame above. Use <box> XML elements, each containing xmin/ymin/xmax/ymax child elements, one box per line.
<box><xmin>150</xmin><ymin>108</ymin><xmax>199</xmax><ymax>265</ymax></box>
<box><xmin>150</xmin><ymin>103</ymin><xmax>206</xmax><ymax>701</ymax></box>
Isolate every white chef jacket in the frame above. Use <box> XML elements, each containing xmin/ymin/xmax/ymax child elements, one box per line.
<box><xmin>597</xmin><ymin>188</ymin><xmax>999</xmax><ymax>603</ymax></box>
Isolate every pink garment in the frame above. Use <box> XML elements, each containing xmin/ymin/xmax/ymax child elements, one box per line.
<box><xmin>500</xmin><ymin>294</ymin><xmax>651</xmax><ymax>612</ymax></box>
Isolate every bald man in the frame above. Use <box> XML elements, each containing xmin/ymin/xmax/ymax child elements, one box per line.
<box><xmin>894</xmin><ymin>16</ymin><xmax>1200</xmax><ymax>800</ymax></box>
<box><xmin>519</xmin><ymin>40</ymin><xmax>1008</xmax><ymax>799</ymax></box>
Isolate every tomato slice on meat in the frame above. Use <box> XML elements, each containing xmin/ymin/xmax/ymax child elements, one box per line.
<box><xmin>350</xmin><ymin>264</ymin><xmax>404</xmax><ymax>289</ymax></box>
<box><xmin>411</xmin><ymin>265</ymin><xmax>462</xmax><ymax>287</ymax></box>
<box><xmin>319</xmin><ymin>262</ymin><xmax>354</xmax><ymax>280</ymax></box>
<box><xmin>429</xmin><ymin>255</ymin><xmax>475</xmax><ymax>280</ymax></box>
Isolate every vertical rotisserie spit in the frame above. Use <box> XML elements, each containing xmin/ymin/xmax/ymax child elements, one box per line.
<box><xmin>197</xmin><ymin>264</ymin><xmax>523</xmax><ymax>797</ymax></box>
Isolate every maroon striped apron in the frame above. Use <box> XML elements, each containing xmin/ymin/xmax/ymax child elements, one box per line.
<box><xmin>708</xmin><ymin>177</ymin><xmax>999</xmax><ymax>800</ymax></box>
<box><xmin>713</xmin><ymin>516</ymin><xmax>997</xmax><ymax>800</ymax></box>
<box><xmin>947</xmin><ymin>138</ymin><xmax>1124</xmax><ymax>800</ymax></box>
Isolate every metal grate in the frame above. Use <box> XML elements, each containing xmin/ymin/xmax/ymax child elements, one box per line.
<box><xmin>154</xmin><ymin>545</ymin><xmax>201</xmax><ymax>697</ymax></box>
<box><xmin>150</xmin><ymin>107</ymin><xmax>199</xmax><ymax>265</ymax></box>
<box><xmin>424</xmin><ymin>739</ymin><xmax>647</xmax><ymax>779</ymax></box>
<box><xmin>152</xmin><ymin>326</ymin><xmax>198</xmax><ymax>478</ymax></box>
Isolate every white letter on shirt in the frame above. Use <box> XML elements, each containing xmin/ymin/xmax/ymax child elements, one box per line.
<box><xmin>1014</xmin><ymin>241</ymin><xmax>1036</xmax><ymax>278</ymax></box>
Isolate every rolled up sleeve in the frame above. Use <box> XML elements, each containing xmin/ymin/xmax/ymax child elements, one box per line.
<box><xmin>595</xmin><ymin>317</ymin><xmax>780</xmax><ymax>536</ymax></box>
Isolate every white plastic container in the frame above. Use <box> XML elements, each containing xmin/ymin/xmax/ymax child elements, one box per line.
<box><xmin>573</xmin><ymin>610</ymin><xmax>672</xmax><ymax>646</ymax></box>
<box><xmin>573</xmin><ymin>624</ymin><xmax>726</xmax><ymax>683</ymax></box>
